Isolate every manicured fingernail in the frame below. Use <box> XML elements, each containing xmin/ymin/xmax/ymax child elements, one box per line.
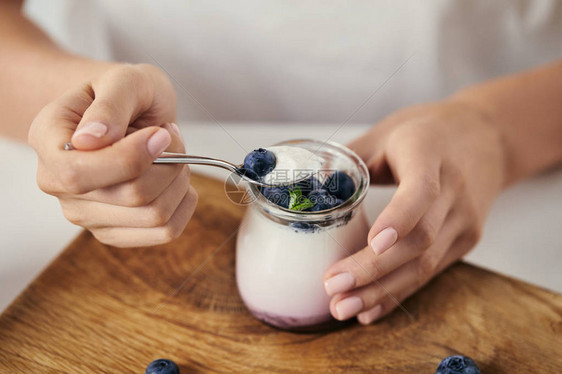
<box><xmin>169</xmin><ymin>122</ymin><xmax>183</xmax><ymax>140</ymax></box>
<box><xmin>370</xmin><ymin>227</ymin><xmax>398</xmax><ymax>255</ymax></box>
<box><xmin>147</xmin><ymin>129</ymin><xmax>171</xmax><ymax>157</ymax></box>
<box><xmin>72</xmin><ymin>122</ymin><xmax>107</xmax><ymax>139</ymax></box>
<box><xmin>357</xmin><ymin>304</ymin><xmax>383</xmax><ymax>325</ymax></box>
<box><xmin>324</xmin><ymin>272</ymin><xmax>355</xmax><ymax>296</ymax></box>
<box><xmin>335</xmin><ymin>296</ymin><xmax>363</xmax><ymax>320</ymax></box>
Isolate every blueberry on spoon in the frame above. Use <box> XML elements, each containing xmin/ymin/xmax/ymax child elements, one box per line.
<box><xmin>146</xmin><ymin>359</ymin><xmax>179</xmax><ymax>374</ymax></box>
<box><xmin>243</xmin><ymin>148</ymin><xmax>276</xmax><ymax>180</ymax></box>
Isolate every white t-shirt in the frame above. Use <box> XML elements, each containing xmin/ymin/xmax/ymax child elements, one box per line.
<box><xmin>24</xmin><ymin>0</ymin><xmax>562</xmax><ymax>123</ymax></box>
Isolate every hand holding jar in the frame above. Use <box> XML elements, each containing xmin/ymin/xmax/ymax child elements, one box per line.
<box><xmin>324</xmin><ymin>61</ymin><xmax>562</xmax><ymax>325</ymax></box>
<box><xmin>323</xmin><ymin>100</ymin><xmax>506</xmax><ymax>324</ymax></box>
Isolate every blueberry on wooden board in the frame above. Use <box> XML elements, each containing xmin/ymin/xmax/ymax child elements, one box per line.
<box><xmin>145</xmin><ymin>359</ymin><xmax>180</xmax><ymax>374</ymax></box>
<box><xmin>436</xmin><ymin>355</ymin><xmax>480</xmax><ymax>374</ymax></box>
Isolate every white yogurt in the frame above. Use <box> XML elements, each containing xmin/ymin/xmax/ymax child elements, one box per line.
<box><xmin>236</xmin><ymin>139</ymin><xmax>370</xmax><ymax>330</ymax></box>
<box><xmin>236</xmin><ymin>206</ymin><xmax>369</xmax><ymax>329</ymax></box>
<box><xmin>263</xmin><ymin>146</ymin><xmax>324</xmax><ymax>185</ymax></box>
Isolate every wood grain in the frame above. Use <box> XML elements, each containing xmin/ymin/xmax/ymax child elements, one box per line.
<box><xmin>0</xmin><ymin>174</ymin><xmax>561</xmax><ymax>373</ymax></box>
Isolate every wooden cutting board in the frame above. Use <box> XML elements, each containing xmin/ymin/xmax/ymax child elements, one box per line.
<box><xmin>0</xmin><ymin>174</ymin><xmax>560</xmax><ymax>373</ymax></box>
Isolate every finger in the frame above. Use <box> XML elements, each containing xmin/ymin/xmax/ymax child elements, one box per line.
<box><xmin>329</xmin><ymin>213</ymin><xmax>463</xmax><ymax>322</ymax></box>
<box><xmin>60</xmin><ymin>166</ymin><xmax>190</xmax><ymax>228</ymax></box>
<box><xmin>368</xmin><ymin>153</ymin><xmax>441</xmax><ymax>255</ymax></box>
<box><xmin>37</xmin><ymin>128</ymin><xmax>180</xmax><ymax>200</ymax></box>
<box><xmin>324</xmin><ymin>183</ymin><xmax>455</xmax><ymax>296</ymax></box>
<box><xmin>79</xmin><ymin>163</ymin><xmax>184</xmax><ymax>207</ymax></box>
<box><xmin>90</xmin><ymin>185</ymin><xmax>198</xmax><ymax>248</ymax></box>
<box><xmin>347</xmin><ymin>128</ymin><xmax>395</xmax><ymax>185</ymax></box>
<box><xmin>71</xmin><ymin>66</ymin><xmax>158</xmax><ymax>150</ymax></box>
<box><xmin>29</xmin><ymin>85</ymin><xmax>95</xmax><ymax>155</ymax></box>
<box><xmin>434</xmin><ymin>215</ymin><xmax>483</xmax><ymax>275</ymax></box>
<box><xmin>357</xmin><ymin>245</ymin><xmax>457</xmax><ymax>326</ymax></box>
<box><xmin>357</xmin><ymin>203</ymin><xmax>481</xmax><ymax>325</ymax></box>
<box><xmin>329</xmin><ymin>259</ymin><xmax>418</xmax><ymax>322</ymax></box>
<box><xmin>357</xmin><ymin>226</ymin><xmax>478</xmax><ymax>325</ymax></box>
<box><xmin>356</xmin><ymin>272</ymin><xmax>421</xmax><ymax>325</ymax></box>
<box><xmin>346</xmin><ymin>125</ymin><xmax>385</xmax><ymax>164</ymax></box>
<box><xmin>163</xmin><ymin>122</ymin><xmax>185</xmax><ymax>144</ymax></box>
<box><xmin>67</xmin><ymin>127</ymin><xmax>171</xmax><ymax>194</ymax></box>
<box><xmin>74</xmin><ymin>123</ymin><xmax>186</xmax><ymax>206</ymax></box>
<box><xmin>30</xmin><ymin>87</ymin><xmax>174</xmax><ymax>194</ymax></box>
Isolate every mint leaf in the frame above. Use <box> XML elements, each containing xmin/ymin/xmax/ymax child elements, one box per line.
<box><xmin>292</xmin><ymin>198</ymin><xmax>315</xmax><ymax>211</ymax></box>
<box><xmin>288</xmin><ymin>186</ymin><xmax>315</xmax><ymax>211</ymax></box>
<box><xmin>288</xmin><ymin>186</ymin><xmax>302</xmax><ymax>209</ymax></box>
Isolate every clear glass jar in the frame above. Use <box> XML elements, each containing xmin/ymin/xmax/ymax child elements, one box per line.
<box><xmin>235</xmin><ymin>139</ymin><xmax>370</xmax><ymax>331</ymax></box>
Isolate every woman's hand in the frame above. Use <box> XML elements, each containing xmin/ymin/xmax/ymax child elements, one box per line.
<box><xmin>28</xmin><ymin>64</ymin><xmax>198</xmax><ymax>247</ymax></box>
<box><xmin>323</xmin><ymin>100</ymin><xmax>507</xmax><ymax>324</ymax></box>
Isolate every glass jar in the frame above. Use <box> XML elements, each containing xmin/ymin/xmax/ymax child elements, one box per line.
<box><xmin>235</xmin><ymin>139</ymin><xmax>370</xmax><ymax>331</ymax></box>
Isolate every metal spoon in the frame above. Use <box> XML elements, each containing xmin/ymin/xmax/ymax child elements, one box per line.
<box><xmin>63</xmin><ymin>143</ymin><xmax>307</xmax><ymax>187</ymax></box>
<box><xmin>154</xmin><ymin>152</ymin><xmax>280</xmax><ymax>187</ymax></box>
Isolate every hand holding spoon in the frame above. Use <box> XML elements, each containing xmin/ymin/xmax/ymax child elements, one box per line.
<box><xmin>64</xmin><ymin>143</ymin><xmax>323</xmax><ymax>188</ymax></box>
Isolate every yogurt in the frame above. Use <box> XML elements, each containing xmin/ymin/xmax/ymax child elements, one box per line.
<box><xmin>236</xmin><ymin>204</ymin><xmax>369</xmax><ymax>329</ymax></box>
<box><xmin>262</xmin><ymin>146</ymin><xmax>324</xmax><ymax>185</ymax></box>
<box><xmin>235</xmin><ymin>139</ymin><xmax>370</xmax><ymax>330</ymax></box>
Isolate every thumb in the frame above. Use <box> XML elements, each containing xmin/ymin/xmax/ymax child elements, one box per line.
<box><xmin>70</xmin><ymin>66</ymin><xmax>157</xmax><ymax>150</ymax></box>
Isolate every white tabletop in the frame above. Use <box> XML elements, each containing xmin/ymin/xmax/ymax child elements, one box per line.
<box><xmin>1</xmin><ymin>121</ymin><xmax>561</xmax><ymax>312</ymax></box>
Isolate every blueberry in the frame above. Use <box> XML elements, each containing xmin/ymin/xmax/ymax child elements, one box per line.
<box><xmin>306</xmin><ymin>189</ymin><xmax>339</xmax><ymax>211</ymax></box>
<box><xmin>262</xmin><ymin>186</ymin><xmax>290</xmax><ymax>208</ymax></box>
<box><xmin>436</xmin><ymin>355</ymin><xmax>480</xmax><ymax>374</ymax></box>
<box><xmin>146</xmin><ymin>359</ymin><xmax>180</xmax><ymax>374</ymax></box>
<box><xmin>243</xmin><ymin>148</ymin><xmax>276</xmax><ymax>180</ymax></box>
<box><xmin>323</xmin><ymin>171</ymin><xmax>355</xmax><ymax>201</ymax></box>
<box><xmin>295</xmin><ymin>176</ymin><xmax>321</xmax><ymax>196</ymax></box>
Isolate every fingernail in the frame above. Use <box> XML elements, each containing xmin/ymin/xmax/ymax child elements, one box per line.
<box><xmin>335</xmin><ymin>296</ymin><xmax>363</xmax><ymax>320</ymax></box>
<box><xmin>324</xmin><ymin>272</ymin><xmax>355</xmax><ymax>296</ymax></box>
<box><xmin>370</xmin><ymin>227</ymin><xmax>398</xmax><ymax>255</ymax></box>
<box><xmin>357</xmin><ymin>304</ymin><xmax>383</xmax><ymax>325</ymax></box>
<box><xmin>147</xmin><ymin>129</ymin><xmax>171</xmax><ymax>157</ymax></box>
<box><xmin>72</xmin><ymin>122</ymin><xmax>108</xmax><ymax>139</ymax></box>
<box><xmin>169</xmin><ymin>122</ymin><xmax>183</xmax><ymax>140</ymax></box>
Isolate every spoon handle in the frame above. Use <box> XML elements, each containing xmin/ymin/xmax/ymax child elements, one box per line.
<box><xmin>154</xmin><ymin>152</ymin><xmax>238</xmax><ymax>173</ymax></box>
<box><xmin>63</xmin><ymin>143</ymin><xmax>269</xmax><ymax>186</ymax></box>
